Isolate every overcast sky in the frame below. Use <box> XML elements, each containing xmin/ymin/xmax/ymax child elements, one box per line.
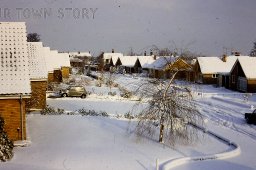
<box><xmin>1</xmin><ymin>0</ymin><xmax>256</xmax><ymax>56</ymax></box>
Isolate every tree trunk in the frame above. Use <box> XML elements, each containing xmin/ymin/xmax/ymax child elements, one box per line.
<box><xmin>159</xmin><ymin>124</ymin><xmax>164</xmax><ymax>143</ymax></box>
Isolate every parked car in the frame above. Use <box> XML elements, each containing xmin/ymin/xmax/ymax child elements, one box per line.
<box><xmin>245</xmin><ymin>109</ymin><xmax>256</xmax><ymax>124</ymax></box>
<box><xmin>60</xmin><ymin>86</ymin><xmax>87</xmax><ymax>98</ymax></box>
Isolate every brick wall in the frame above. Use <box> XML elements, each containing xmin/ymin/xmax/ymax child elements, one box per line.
<box><xmin>61</xmin><ymin>66</ymin><xmax>70</xmax><ymax>79</ymax></box>
<box><xmin>0</xmin><ymin>99</ymin><xmax>26</xmax><ymax>141</ymax></box>
<box><xmin>53</xmin><ymin>69</ymin><xmax>62</xmax><ymax>83</ymax></box>
<box><xmin>26</xmin><ymin>80</ymin><xmax>47</xmax><ymax>111</ymax></box>
<box><xmin>48</xmin><ymin>72</ymin><xmax>54</xmax><ymax>83</ymax></box>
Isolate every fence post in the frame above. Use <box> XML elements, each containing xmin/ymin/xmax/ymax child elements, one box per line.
<box><xmin>156</xmin><ymin>158</ymin><xmax>159</xmax><ymax>170</ymax></box>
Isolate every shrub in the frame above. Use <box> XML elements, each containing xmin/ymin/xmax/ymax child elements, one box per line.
<box><xmin>124</xmin><ymin>112</ymin><xmax>135</xmax><ymax>119</ymax></box>
<box><xmin>77</xmin><ymin>108</ymin><xmax>109</xmax><ymax>117</ymax></box>
<box><xmin>0</xmin><ymin>117</ymin><xmax>14</xmax><ymax>162</ymax></box>
<box><xmin>40</xmin><ymin>105</ymin><xmax>65</xmax><ymax>115</ymax></box>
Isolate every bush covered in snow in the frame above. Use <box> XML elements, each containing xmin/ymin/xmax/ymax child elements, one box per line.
<box><xmin>77</xmin><ymin>108</ymin><xmax>109</xmax><ymax>117</ymax></box>
<box><xmin>40</xmin><ymin>105</ymin><xmax>65</xmax><ymax>115</ymax></box>
<box><xmin>0</xmin><ymin>117</ymin><xmax>14</xmax><ymax>162</ymax></box>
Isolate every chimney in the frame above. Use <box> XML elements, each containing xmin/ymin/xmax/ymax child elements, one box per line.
<box><xmin>150</xmin><ymin>50</ymin><xmax>153</xmax><ymax>56</ymax></box>
<box><xmin>144</xmin><ymin>51</ymin><xmax>147</xmax><ymax>56</ymax></box>
<box><xmin>222</xmin><ymin>54</ymin><xmax>227</xmax><ymax>62</ymax></box>
<box><xmin>112</xmin><ymin>49</ymin><xmax>114</xmax><ymax>53</ymax></box>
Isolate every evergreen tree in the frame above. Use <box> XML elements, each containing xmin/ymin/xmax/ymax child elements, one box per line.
<box><xmin>250</xmin><ymin>41</ymin><xmax>256</xmax><ymax>57</ymax></box>
<box><xmin>0</xmin><ymin>117</ymin><xmax>14</xmax><ymax>162</ymax></box>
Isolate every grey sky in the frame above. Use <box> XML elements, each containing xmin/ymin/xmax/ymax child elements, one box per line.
<box><xmin>1</xmin><ymin>0</ymin><xmax>256</xmax><ymax>56</ymax></box>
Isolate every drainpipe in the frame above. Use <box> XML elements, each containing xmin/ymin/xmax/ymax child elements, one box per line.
<box><xmin>19</xmin><ymin>94</ymin><xmax>24</xmax><ymax>140</ymax></box>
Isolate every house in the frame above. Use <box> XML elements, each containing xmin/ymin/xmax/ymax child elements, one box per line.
<box><xmin>26</xmin><ymin>42</ymin><xmax>48</xmax><ymax>111</ymax></box>
<box><xmin>165</xmin><ymin>58</ymin><xmax>194</xmax><ymax>81</ymax></box>
<box><xmin>69</xmin><ymin>51</ymin><xmax>91</xmax><ymax>73</ymax></box>
<box><xmin>137</xmin><ymin>56</ymin><xmax>156</xmax><ymax>75</ymax></box>
<box><xmin>58</xmin><ymin>53</ymin><xmax>71</xmax><ymax>80</ymax></box>
<box><xmin>145</xmin><ymin>56</ymin><xmax>175</xmax><ymax>79</ymax></box>
<box><xmin>229</xmin><ymin>57</ymin><xmax>256</xmax><ymax>92</ymax></box>
<box><xmin>0</xmin><ymin>22</ymin><xmax>31</xmax><ymax>141</ymax></box>
<box><xmin>103</xmin><ymin>52</ymin><xmax>123</xmax><ymax>71</ymax></box>
<box><xmin>120</xmin><ymin>56</ymin><xmax>141</xmax><ymax>74</ymax></box>
<box><xmin>44</xmin><ymin>49</ymin><xmax>71</xmax><ymax>84</ymax></box>
<box><xmin>217</xmin><ymin>55</ymin><xmax>243</xmax><ymax>88</ymax></box>
<box><xmin>194</xmin><ymin>57</ymin><xmax>226</xmax><ymax>84</ymax></box>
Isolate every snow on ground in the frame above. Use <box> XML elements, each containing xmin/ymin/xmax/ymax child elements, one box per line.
<box><xmin>1</xmin><ymin>74</ymin><xmax>256</xmax><ymax>170</ymax></box>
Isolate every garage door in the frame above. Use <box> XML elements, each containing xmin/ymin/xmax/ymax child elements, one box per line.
<box><xmin>237</xmin><ymin>77</ymin><xmax>247</xmax><ymax>92</ymax></box>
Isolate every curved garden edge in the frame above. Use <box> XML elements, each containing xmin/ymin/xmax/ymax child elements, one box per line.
<box><xmin>159</xmin><ymin>123</ymin><xmax>241</xmax><ymax>170</ymax></box>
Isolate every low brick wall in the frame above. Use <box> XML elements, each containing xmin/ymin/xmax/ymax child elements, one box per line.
<box><xmin>26</xmin><ymin>80</ymin><xmax>47</xmax><ymax>111</ymax></box>
<box><xmin>0</xmin><ymin>99</ymin><xmax>26</xmax><ymax>141</ymax></box>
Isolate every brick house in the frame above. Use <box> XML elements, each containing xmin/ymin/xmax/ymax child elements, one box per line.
<box><xmin>44</xmin><ymin>49</ymin><xmax>71</xmax><ymax>86</ymax></box>
<box><xmin>0</xmin><ymin>22</ymin><xmax>31</xmax><ymax>141</ymax></box>
<box><xmin>26</xmin><ymin>42</ymin><xmax>48</xmax><ymax>111</ymax></box>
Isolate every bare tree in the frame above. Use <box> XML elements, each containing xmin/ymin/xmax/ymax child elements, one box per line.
<box><xmin>105</xmin><ymin>67</ymin><xmax>117</xmax><ymax>94</ymax></box>
<box><xmin>135</xmin><ymin>56</ymin><xmax>203</xmax><ymax>145</ymax></box>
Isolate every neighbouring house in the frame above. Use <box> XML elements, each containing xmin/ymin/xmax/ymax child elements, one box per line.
<box><xmin>194</xmin><ymin>57</ymin><xmax>226</xmax><ymax>84</ymax></box>
<box><xmin>145</xmin><ymin>56</ymin><xmax>175</xmax><ymax>79</ymax></box>
<box><xmin>229</xmin><ymin>57</ymin><xmax>256</xmax><ymax>92</ymax></box>
<box><xmin>165</xmin><ymin>58</ymin><xmax>194</xmax><ymax>81</ymax></box>
<box><xmin>103</xmin><ymin>52</ymin><xmax>123</xmax><ymax>71</ymax></box>
<box><xmin>58</xmin><ymin>53</ymin><xmax>71</xmax><ymax>80</ymax></box>
<box><xmin>69</xmin><ymin>51</ymin><xmax>91</xmax><ymax>73</ymax></box>
<box><xmin>120</xmin><ymin>56</ymin><xmax>142</xmax><ymax>74</ymax></box>
<box><xmin>137</xmin><ymin>56</ymin><xmax>156</xmax><ymax>76</ymax></box>
<box><xmin>26</xmin><ymin>42</ymin><xmax>48</xmax><ymax>111</ymax></box>
<box><xmin>0</xmin><ymin>22</ymin><xmax>31</xmax><ymax>141</ymax></box>
<box><xmin>44</xmin><ymin>49</ymin><xmax>71</xmax><ymax>85</ymax></box>
<box><xmin>217</xmin><ymin>55</ymin><xmax>243</xmax><ymax>88</ymax></box>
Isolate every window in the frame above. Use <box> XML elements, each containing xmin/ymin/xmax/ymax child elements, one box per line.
<box><xmin>212</xmin><ymin>74</ymin><xmax>218</xmax><ymax>78</ymax></box>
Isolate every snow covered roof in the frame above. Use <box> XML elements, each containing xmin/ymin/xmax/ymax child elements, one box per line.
<box><xmin>120</xmin><ymin>56</ymin><xmax>139</xmax><ymax>67</ymax></box>
<box><xmin>69</xmin><ymin>52</ymin><xmax>91</xmax><ymax>57</ymax></box>
<box><xmin>220</xmin><ymin>55</ymin><xmax>250</xmax><ymax>74</ymax></box>
<box><xmin>198</xmin><ymin>56</ymin><xmax>251</xmax><ymax>75</ymax></box>
<box><xmin>104</xmin><ymin>53</ymin><xmax>123</xmax><ymax>60</ymax></box>
<box><xmin>197</xmin><ymin>57</ymin><xmax>226</xmax><ymax>74</ymax></box>
<box><xmin>70</xmin><ymin>57</ymin><xmax>83</xmax><ymax>62</ymax></box>
<box><xmin>145</xmin><ymin>56</ymin><xmax>176</xmax><ymax>70</ymax></box>
<box><xmin>238</xmin><ymin>57</ymin><xmax>256</xmax><ymax>79</ymax></box>
<box><xmin>44</xmin><ymin>49</ymin><xmax>71</xmax><ymax>72</ymax></box>
<box><xmin>0</xmin><ymin>22</ymin><xmax>31</xmax><ymax>95</ymax></box>
<box><xmin>57</xmin><ymin>53</ymin><xmax>70</xmax><ymax>67</ymax></box>
<box><xmin>111</xmin><ymin>55</ymin><xmax>121</xmax><ymax>65</ymax></box>
<box><xmin>137</xmin><ymin>56</ymin><xmax>155</xmax><ymax>68</ymax></box>
<box><xmin>27</xmin><ymin>42</ymin><xmax>48</xmax><ymax>79</ymax></box>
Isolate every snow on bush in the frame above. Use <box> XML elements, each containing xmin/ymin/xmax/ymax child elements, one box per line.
<box><xmin>40</xmin><ymin>106</ymin><xmax>109</xmax><ymax>117</ymax></box>
<box><xmin>40</xmin><ymin>105</ymin><xmax>65</xmax><ymax>115</ymax></box>
<box><xmin>77</xmin><ymin>108</ymin><xmax>109</xmax><ymax>117</ymax></box>
<box><xmin>0</xmin><ymin>117</ymin><xmax>14</xmax><ymax>162</ymax></box>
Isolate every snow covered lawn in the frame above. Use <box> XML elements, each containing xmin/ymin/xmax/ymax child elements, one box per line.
<box><xmin>1</xmin><ymin>74</ymin><xmax>256</xmax><ymax>170</ymax></box>
<box><xmin>1</xmin><ymin>114</ymin><xmax>183</xmax><ymax>170</ymax></box>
